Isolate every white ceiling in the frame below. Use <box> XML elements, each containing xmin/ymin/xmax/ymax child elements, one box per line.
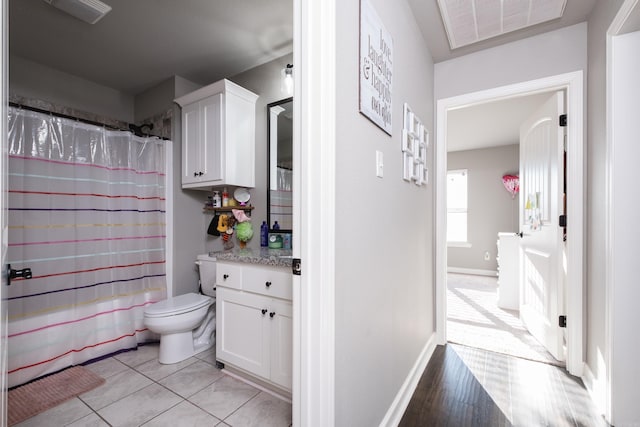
<box><xmin>446</xmin><ymin>92</ymin><xmax>553</xmax><ymax>152</ymax></box>
<box><xmin>9</xmin><ymin>0</ymin><xmax>293</xmax><ymax>95</ymax></box>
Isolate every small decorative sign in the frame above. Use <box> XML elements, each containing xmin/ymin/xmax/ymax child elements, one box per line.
<box><xmin>359</xmin><ymin>0</ymin><xmax>393</xmax><ymax>135</ymax></box>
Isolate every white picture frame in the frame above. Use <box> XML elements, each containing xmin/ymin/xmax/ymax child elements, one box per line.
<box><xmin>401</xmin><ymin>102</ymin><xmax>429</xmax><ymax>186</ymax></box>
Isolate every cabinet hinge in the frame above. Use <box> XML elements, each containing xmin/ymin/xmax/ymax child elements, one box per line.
<box><xmin>559</xmin><ymin>114</ymin><xmax>567</xmax><ymax>127</ymax></box>
<box><xmin>559</xmin><ymin>315</ymin><xmax>567</xmax><ymax>328</ymax></box>
<box><xmin>292</xmin><ymin>258</ymin><xmax>301</xmax><ymax>276</ymax></box>
<box><xmin>559</xmin><ymin>215</ymin><xmax>567</xmax><ymax>227</ymax></box>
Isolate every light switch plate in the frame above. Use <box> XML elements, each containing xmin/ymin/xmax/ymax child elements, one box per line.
<box><xmin>376</xmin><ymin>150</ymin><xmax>384</xmax><ymax>178</ymax></box>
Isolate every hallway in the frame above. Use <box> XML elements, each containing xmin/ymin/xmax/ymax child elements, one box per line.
<box><xmin>399</xmin><ymin>344</ymin><xmax>608</xmax><ymax>426</ymax></box>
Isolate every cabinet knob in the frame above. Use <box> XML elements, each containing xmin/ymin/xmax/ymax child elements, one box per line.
<box><xmin>269</xmin><ymin>312</ymin><xmax>276</xmax><ymax>318</ymax></box>
<box><xmin>223</xmin><ymin>274</ymin><xmax>229</xmax><ymax>279</ymax></box>
<box><xmin>193</xmin><ymin>171</ymin><xmax>198</xmax><ymax>177</ymax></box>
<box><xmin>198</xmin><ymin>171</ymin><xmax>204</xmax><ymax>176</ymax></box>
<box><xmin>261</xmin><ymin>309</ymin><xmax>267</xmax><ymax>316</ymax></box>
<box><xmin>265</xmin><ymin>281</ymin><xmax>272</xmax><ymax>288</ymax></box>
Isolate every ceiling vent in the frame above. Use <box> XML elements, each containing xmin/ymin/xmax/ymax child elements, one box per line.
<box><xmin>437</xmin><ymin>0</ymin><xmax>567</xmax><ymax>50</ymax></box>
<box><xmin>42</xmin><ymin>0</ymin><xmax>112</xmax><ymax>25</ymax></box>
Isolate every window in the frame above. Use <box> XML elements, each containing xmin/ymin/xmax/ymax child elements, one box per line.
<box><xmin>447</xmin><ymin>169</ymin><xmax>468</xmax><ymax>244</ymax></box>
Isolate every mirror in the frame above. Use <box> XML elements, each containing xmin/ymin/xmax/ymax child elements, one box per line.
<box><xmin>267</xmin><ymin>97</ymin><xmax>293</xmax><ymax>233</ymax></box>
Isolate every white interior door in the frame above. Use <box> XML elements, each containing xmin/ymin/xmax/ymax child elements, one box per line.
<box><xmin>519</xmin><ymin>91</ymin><xmax>566</xmax><ymax>362</ymax></box>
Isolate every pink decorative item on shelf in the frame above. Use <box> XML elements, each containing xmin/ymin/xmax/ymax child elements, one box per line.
<box><xmin>502</xmin><ymin>174</ymin><xmax>519</xmax><ymax>199</ymax></box>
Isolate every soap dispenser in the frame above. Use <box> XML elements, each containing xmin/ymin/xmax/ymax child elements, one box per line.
<box><xmin>260</xmin><ymin>221</ymin><xmax>268</xmax><ymax>247</ymax></box>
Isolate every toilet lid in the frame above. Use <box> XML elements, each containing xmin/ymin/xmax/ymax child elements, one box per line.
<box><xmin>145</xmin><ymin>293</ymin><xmax>212</xmax><ymax>317</ymax></box>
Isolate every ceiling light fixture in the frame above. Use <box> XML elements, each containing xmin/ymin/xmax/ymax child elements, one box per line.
<box><xmin>281</xmin><ymin>64</ymin><xmax>293</xmax><ymax>96</ymax></box>
<box><xmin>42</xmin><ymin>0</ymin><xmax>112</xmax><ymax>25</ymax></box>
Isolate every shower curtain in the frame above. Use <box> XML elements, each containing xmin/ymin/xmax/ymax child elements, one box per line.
<box><xmin>6</xmin><ymin>107</ymin><xmax>167</xmax><ymax>387</ymax></box>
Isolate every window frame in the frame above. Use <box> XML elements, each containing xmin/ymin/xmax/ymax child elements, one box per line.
<box><xmin>446</xmin><ymin>168</ymin><xmax>470</xmax><ymax>246</ymax></box>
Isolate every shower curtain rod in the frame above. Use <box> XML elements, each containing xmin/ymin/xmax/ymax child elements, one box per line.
<box><xmin>9</xmin><ymin>102</ymin><xmax>169</xmax><ymax>140</ymax></box>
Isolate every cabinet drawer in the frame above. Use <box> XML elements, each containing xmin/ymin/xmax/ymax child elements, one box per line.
<box><xmin>216</xmin><ymin>262</ymin><xmax>243</xmax><ymax>290</ymax></box>
<box><xmin>243</xmin><ymin>264</ymin><xmax>292</xmax><ymax>300</ymax></box>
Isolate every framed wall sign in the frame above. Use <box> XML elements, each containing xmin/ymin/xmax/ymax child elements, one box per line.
<box><xmin>359</xmin><ymin>0</ymin><xmax>393</xmax><ymax>135</ymax></box>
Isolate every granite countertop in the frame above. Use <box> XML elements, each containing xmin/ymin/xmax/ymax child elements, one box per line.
<box><xmin>211</xmin><ymin>248</ymin><xmax>293</xmax><ymax>268</ymax></box>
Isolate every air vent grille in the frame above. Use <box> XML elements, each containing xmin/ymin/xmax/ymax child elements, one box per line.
<box><xmin>43</xmin><ymin>0</ymin><xmax>112</xmax><ymax>25</ymax></box>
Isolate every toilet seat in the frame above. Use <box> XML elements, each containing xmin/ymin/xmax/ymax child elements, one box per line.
<box><xmin>145</xmin><ymin>293</ymin><xmax>212</xmax><ymax>318</ymax></box>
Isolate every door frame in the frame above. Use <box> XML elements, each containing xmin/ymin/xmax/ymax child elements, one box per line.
<box><xmin>435</xmin><ymin>71</ymin><xmax>585</xmax><ymax>377</ymax></box>
<box><xmin>605</xmin><ymin>0</ymin><xmax>640</xmax><ymax>423</ymax></box>
<box><xmin>292</xmin><ymin>0</ymin><xmax>336</xmax><ymax>425</ymax></box>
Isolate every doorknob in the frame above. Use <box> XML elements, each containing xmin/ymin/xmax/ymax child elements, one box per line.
<box><xmin>6</xmin><ymin>264</ymin><xmax>33</xmax><ymax>286</ymax></box>
<box><xmin>517</xmin><ymin>232</ymin><xmax>524</xmax><ymax>238</ymax></box>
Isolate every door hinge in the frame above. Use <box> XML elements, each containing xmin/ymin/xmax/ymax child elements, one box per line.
<box><xmin>292</xmin><ymin>258</ymin><xmax>301</xmax><ymax>276</ymax></box>
<box><xmin>6</xmin><ymin>264</ymin><xmax>33</xmax><ymax>286</ymax></box>
<box><xmin>559</xmin><ymin>114</ymin><xmax>567</xmax><ymax>127</ymax></box>
<box><xmin>559</xmin><ymin>215</ymin><xmax>567</xmax><ymax>227</ymax></box>
<box><xmin>559</xmin><ymin>315</ymin><xmax>567</xmax><ymax>328</ymax></box>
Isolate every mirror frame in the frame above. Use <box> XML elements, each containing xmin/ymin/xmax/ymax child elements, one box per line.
<box><xmin>266</xmin><ymin>97</ymin><xmax>293</xmax><ymax>233</ymax></box>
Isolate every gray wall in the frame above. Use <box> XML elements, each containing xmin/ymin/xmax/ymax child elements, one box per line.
<box><xmin>435</xmin><ymin>23</ymin><xmax>587</xmax><ymax>100</ymax></box>
<box><xmin>219</xmin><ymin>52</ymin><xmax>294</xmax><ymax>251</ymax></box>
<box><xmin>9</xmin><ymin>54</ymin><xmax>134</xmax><ymax>123</ymax></box>
<box><xmin>334</xmin><ymin>0</ymin><xmax>435</xmax><ymax>425</ymax></box>
<box><xmin>447</xmin><ymin>145</ymin><xmax>519</xmax><ymax>272</ymax></box>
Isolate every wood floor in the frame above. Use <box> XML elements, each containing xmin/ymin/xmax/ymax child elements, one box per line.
<box><xmin>399</xmin><ymin>344</ymin><xmax>609</xmax><ymax>427</ymax></box>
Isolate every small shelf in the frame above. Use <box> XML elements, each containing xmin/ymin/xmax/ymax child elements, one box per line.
<box><xmin>203</xmin><ymin>205</ymin><xmax>254</xmax><ymax>214</ymax></box>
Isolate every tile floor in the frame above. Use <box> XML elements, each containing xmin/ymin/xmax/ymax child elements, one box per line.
<box><xmin>15</xmin><ymin>344</ymin><xmax>292</xmax><ymax>427</ymax></box>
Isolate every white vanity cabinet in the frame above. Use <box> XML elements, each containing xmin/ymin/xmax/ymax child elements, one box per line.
<box><xmin>215</xmin><ymin>261</ymin><xmax>292</xmax><ymax>391</ymax></box>
<box><xmin>175</xmin><ymin>79</ymin><xmax>258</xmax><ymax>189</ymax></box>
<box><xmin>497</xmin><ymin>232</ymin><xmax>520</xmax><ymax>310</ymax></box>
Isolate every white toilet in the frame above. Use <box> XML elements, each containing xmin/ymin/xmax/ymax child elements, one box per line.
<box><xmin>144</xmin><ymin>254</ymin><xmax>217</xmax><ymax>364</ymax></box>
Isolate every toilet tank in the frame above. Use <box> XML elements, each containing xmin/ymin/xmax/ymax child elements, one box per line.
<box><xmin>196</xmin><ymin>254</ymin><xmax>217</xmax><ymax>297</ymax></box>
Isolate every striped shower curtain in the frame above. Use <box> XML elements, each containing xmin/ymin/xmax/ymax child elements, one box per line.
<box><xmin>6</xmin><ymin>107</ymin><xmax>167</xmax><ymax>387</ymax></box>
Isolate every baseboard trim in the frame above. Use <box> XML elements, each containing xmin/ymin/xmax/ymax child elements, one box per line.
<box><xmin>448</xmin><ymin>267</ymin><xmax>497</xmax><ymax>277</ymax></box>
<box><xmin>379</xmin><ymin>333</ymin><xmax>437</xmax><ymax>427</ymax></box>
<box><xmin>582</xmin><ymin>363</ymin><xmax>608</xmax><ymax>422</ymax></box>
<box><xmin>221</xmin><ymin>367</ymin><xmax>292</xmax><ymax>404</ymax></box>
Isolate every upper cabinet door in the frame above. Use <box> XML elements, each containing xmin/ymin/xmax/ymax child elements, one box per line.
<box><xmin>200</xmin><ymin>94</ymin><xmax>223</xmax><ymax>183</ymax></box>
<box><xmin>176</xmin><ymin>79</ymin><xmax>258</xmax><ymax>190</ymax></box>
<box><xmin>181</xmin><ymin>102</ymin><xmax>202</xmax><ymax>185</ymax></box>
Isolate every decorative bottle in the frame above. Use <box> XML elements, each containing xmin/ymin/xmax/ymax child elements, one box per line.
<box><xmin>273</xmin><ymin>221</ymin><xmax>280</xmax><ymax>230</ymax></box>
<box><xmin>222</xmin><ymin>187</ymin><xmax>229</xmax><ymax>207</ymax></box>
<box><xmin>260</xmin><ymin>221</ymin><xmax>268</xmax><ymax>247</ymax></box>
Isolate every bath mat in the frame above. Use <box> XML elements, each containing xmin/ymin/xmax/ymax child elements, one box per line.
<box><xmin>8</xmin><ymin>366</ymin><xmax>105</xmax><ymax>426</ymax></box>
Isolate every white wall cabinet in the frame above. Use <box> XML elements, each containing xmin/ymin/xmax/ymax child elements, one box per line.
<box><xmin>216</xmin><ymin>261</ymin><xmax>292</xmax><ymax>391</ymax></box>
<box><xmin>175</xmin><ymin>79</ymin><xmax>258</xmax><ymax>189</ymax></box>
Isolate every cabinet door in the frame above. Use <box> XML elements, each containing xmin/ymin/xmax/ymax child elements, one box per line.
<box><xmin>181</xmin><ymin>102</ymin><xmax>202</xmax><ymax>185</ymax></box>
<box><xmin>200</xmin><ymin>94</ymin><xmax>223</xmax><ymax>183</ymax></box>
<box><xmin>216</xmin><ymin>288</ymin><xmax>270</xmax><ymax>379</ymax></box>
<box><xmin>269</xmin><ymin>299</ymin><xmax>293</xmax><ymax>390</ymax></box>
